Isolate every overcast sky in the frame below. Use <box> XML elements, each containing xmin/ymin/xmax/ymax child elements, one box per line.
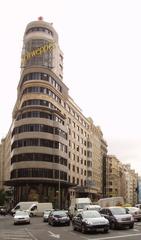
<box><xmin>0</xmin><ymin>0</ymin><xmax>141</xmax><ymax>174</ymax></box>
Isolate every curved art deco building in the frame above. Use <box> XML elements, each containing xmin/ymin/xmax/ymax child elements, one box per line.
<box><xmin>10</xmin><ymin>18</ymin><xmax>70</xmax><ymax>208</ymax></box>
<box><xmin>6</xmin><ymin>18</ymin><xmax>108</xmax><ymax>207</ymax></box>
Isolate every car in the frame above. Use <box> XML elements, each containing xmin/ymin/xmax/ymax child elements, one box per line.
<box><xmin>125</xmin><ymin>207</ymin><xmax>141</xmax><ymax>222</ymax></box>
<box><xmin>72</xmin><ymin>210</ymin><xmax>109</xmax><ymax>233</ymax></box>
<box><xmin>48</xmin><ymin>210</ymin><xmax>70</xmax><ymax>226</ymax></box>
<box><xmin>83</xmin><ymin>204</ymin><xmax>101</xmax><ymax>212</ymax></box>
<box><xmin>13</xmin><ymin>210</ymin><xmax>30</xmax><ymax>225</ymax></box>
<box><xmin>43</xmin><ymin>209</ymin><xmax>53</xmax><ymax>222</ymax></box>
<box><xmin>100</xmin><ymin>206</ymin><xmax>134</xmax><ymax>229</ymax></box>
<box><xmin>135</xmin><ymin>204</ymin><xmax>141</xmax><ymax>209</ymax></box>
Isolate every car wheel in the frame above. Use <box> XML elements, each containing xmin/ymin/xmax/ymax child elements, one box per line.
<box><xmin>110</xmin><ymin>222</ymin><xmax>116</xmax><ymax>230</ymax></box>
<box><xmin>81</xmin><ymin>224</ymin><xmax>86</xmax><ymax>234</ymax></box>
<box><xmin>51</xmin><ymin>221</ymin><xmax>55</xmax><ymax>226</ymax></box>
<box><xmin>73</xmin><ymin>225</ymin><xmax>77</xmax><ymax>231</ymax></box>
<box><xmin>129</xmin><ymin>224</ymin><xmax>134</xmax><ymax>229</ymax></box>
<box><xmin>30</xmin><ymin>213</ymin><xmax>33</xmax><ymax>217</ymax></box>
<box><xmin>104</xmin><ymin>228</ymin><xmax>109</xmax><ymax>233</ymax></box>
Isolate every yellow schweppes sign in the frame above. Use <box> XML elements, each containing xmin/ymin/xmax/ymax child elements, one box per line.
<box><xmin>22</xmin><ymin>42</ymin><xmax>55</xmax><ymax>64</ymax></box>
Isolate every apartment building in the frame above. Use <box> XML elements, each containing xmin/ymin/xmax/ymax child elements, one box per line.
<box><xmin>0</xmin><ymin>18</ymin><xmax>107</xmax><ymax>208</ymax></box>
<box><xmin>106</xmin><ymin>157</ymin><xmax>138</xmax><ymax>206</ymax></box>
<box><xmin>106</xmin><ymin>155</ymin><xmax>122</xmax><ymax>197</ymax></box>
<box><xmin>123</xmin><ymin>164</ymin><xmax>138</xmax><ymax>206</ymax></box>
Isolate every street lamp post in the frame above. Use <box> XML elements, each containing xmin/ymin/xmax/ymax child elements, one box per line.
<box><xmin>58</xmin><ymin>168</ymin><xmax>61</xmax><ymax>209</ymax></box>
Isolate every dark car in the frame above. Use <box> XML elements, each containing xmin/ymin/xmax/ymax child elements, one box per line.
<box><xmin>72</xmin><ymin>210</ymin><xmax>109</xmax><ymax>234</ymax></box>
<box><xmin>100</xmin><ymin>207</ymin><xmax>134</xmax><ymax>229</ymax></box>
<box><xmin>48</xmin><ymin>210</ymin><xmax>70</xmax><ymax>226</ymax></box>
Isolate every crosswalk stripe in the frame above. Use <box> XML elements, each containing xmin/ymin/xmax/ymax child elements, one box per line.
<box><xmin>2</xmin><ymin>230</ymin><xmax>33</xmax><ymax>240</ymax></box>
<box><xmin>4</xmin><ymin>236</ymin><xmax>33</xmax><ymax>240</ymax></box>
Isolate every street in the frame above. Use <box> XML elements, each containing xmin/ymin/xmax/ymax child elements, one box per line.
<box><xmin>0</xmin><ymin>215</ymin><xmax>141</xmax><ymax>240</ymax></box>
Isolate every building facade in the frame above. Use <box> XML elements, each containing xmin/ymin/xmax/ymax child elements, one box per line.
<box><xmin>3</xmin><ymin>18</ymin><xmax>107</xmax><ymax>208</ymax></box>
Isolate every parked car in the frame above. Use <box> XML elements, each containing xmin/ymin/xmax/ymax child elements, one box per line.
<box><xmin>125</xmin><ymin>207</ymin><xmax>141</xmax><ymax>222</ymax></box>
<box><xmin>48</xmin><ymin>210</ymin><xmax>70</xmax><ymax>226</ymax></box>
<box><xmin>100</xmin><ymin>207</ymin><xmax>134</xmax><ymax>229</ymax></box>
<box><xmin>135</xmin><ymin>204</ymin><xmax>141</xmax><ymax>209</ymax></box>
<box><xmin>43</xmin><ymin>209</ymin><xmax>53</xmax><ymax>222</ymax></box>
<box><xmin>83</xmin><ymin>204</ymin><xmax>101</xmax><ymax>212</ymax></box>
<box><xmin>13</xmin><ymin>210</ymin><xmax>30</xmax><ymax>225</ymax></box>
<box><xmin>72</xmin><ymin>210</ymin><xmax>109</xmax><ymax>233</ymax></box>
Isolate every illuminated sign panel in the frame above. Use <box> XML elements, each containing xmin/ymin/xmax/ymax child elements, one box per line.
<box><xmin>22</xmin><ymin>42</ymin><xmax>55</xmax><ymax>64</ymax></box>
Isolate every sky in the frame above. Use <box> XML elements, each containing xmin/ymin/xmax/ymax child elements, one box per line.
<box><xmin>0</xmin><ymin>0</ymin><xmax>141</xmax><ymax>174</ymax></box>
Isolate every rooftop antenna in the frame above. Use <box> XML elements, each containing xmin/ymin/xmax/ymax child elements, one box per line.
<box><xmin>38</xmin><ymin>16</ymin><xmax>43</xmax><ymax>21</ymax></box>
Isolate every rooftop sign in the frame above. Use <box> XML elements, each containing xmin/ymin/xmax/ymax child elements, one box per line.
<box><xmin>21</xmin><ymin>42</ymin><xmax>55</xmax><ymax>64</ymax></box>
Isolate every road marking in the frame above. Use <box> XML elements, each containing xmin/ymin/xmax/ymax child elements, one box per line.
<box><xmin>133</xmin><ymin>228</ymin><xmax>139</xmax><ymax>231</ymax></box>
<box><xmin>25</xmin><ymin>228</ymin><xmax>39</xmax><ymax>240</ymax></box>
<box><xmin>2</xmin><ymin>229</ymin><xmax>33</xmax><ymax>240</ymax></box>
<box><xmin>69</xmin><ymin>231</ymin><xmax>87</xmax><ymax>239</ymax></box>
<box><xmin>3</xmin><ymin>238</ymin><xmax>32</xmax><ymax>240</ymax></box>
<box><xmin>87</xmin><ymin>232</ymin><xmax>141</xmax><ymax>240</ymax></box>
<box><xmin>48</xmin><ymin>231</ymin><xmax>60</xmax><ymax>239</ymax></box>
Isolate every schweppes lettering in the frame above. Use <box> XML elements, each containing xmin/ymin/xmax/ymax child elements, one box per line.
<box><xmin>22</xmin><ymin>42</ymin><xmax>55</xmax><ymax>64</ymax></box>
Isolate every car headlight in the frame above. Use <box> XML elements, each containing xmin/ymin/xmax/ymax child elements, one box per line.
<box><xmin>83</xmin><ymin>220</ymin><xmax>92</xmax><ymax>225</ymax></box>
<box><xmin>83</xmin><ymin>219</ymin><xmax>88</xmax><ymax>224</ymax></box>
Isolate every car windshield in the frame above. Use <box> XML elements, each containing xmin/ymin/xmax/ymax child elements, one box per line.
<box><xmin>110</xmin><ymin>207</ymin><xmax>126</xmax><ymax>215</ymax></box>
<box><xmin>15</xmin><ymin>211</ymin><xmax>28</xmax><ymax>216</ymax></box>
<box><xmin>44</xmin><ymin>210</ymin><xmax>51</xmax><ymax>213</ymax></box>
<box><xmin>53</xmin><ymin>211</ymin><xmax>67</xmax><ymax>217</ymax></box>
<box><xmin>78</xmin><ymin>203</ymin><xmax>90</xmax><ymax>209</ymax></box>
<box><xmin>83</xmin><ymin>210</ymin><xmax>101</xmax><ymax>218</ymax></box>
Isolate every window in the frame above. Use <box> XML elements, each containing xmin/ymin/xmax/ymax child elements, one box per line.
<box><xmin>21</xmin><ymin>72</ymin><xmax>62</xmax><ymax>93</ymax></box>
<box><xmin>72</xmin><ymin>121</ymin><xmax>75</xmax><ymax>128</ymax></box>
<box><xmin>72</xmin><ymin>143</ymin><xmax>75</xmax><ymax>150</ymax></box>
<box><xmin>77</xmin><ymin>156</ymin><xmax>79</xmax><ymax>163</ymax></box>
<box><xmin>76</xmin><ymin>145</ymin><xmax>79</xmax><ymax>152</ymax></box>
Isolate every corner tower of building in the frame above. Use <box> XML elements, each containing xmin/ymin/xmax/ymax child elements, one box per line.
<box><xmin>21</xmin><ymin>17</ymin><xmax>63</xmax><ymax>80</ymax></box>
<box><xmin>9</xmin><ymin>18</ymin><xmax>69</xmax><ymax>208</ymax></box>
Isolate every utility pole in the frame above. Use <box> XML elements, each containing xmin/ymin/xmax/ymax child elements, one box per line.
<box><xmin>58</xmin><ymin>165</ymin><xmax>61</xmax><ymax>209</ymax></box>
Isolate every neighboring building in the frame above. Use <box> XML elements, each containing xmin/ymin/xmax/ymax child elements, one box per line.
<box><xmin>138</xmin><ymin>176</ymin><xmax>141</xmax><ymax>203</ymax></box>
<box><xmin>123</xmin><ymin>164</ymin><xmax>138</xmax><ymax>206</ymax></box>
<box><xmin>0</xmin><ymin>129</ymin><xmax>11</xmax><ymax>189</ymax></box>
<box><xmin>106</xmin><ymin>155</ymin><xmax>122</xmax><ymax>198</ymax></box>
<box><xmin>105</xmin><ymin>157</ymin><xmax>138</xmax><ymax>206</ymax></box>
<box><xmin>3</xmin><ymin>18</ymin><xmax>107</xmax><ymax>208</ymax></box>
<box><xmin>0</xmin><ymin>142</ymin><xmax>3</xmax><ymax>190</ymax></box>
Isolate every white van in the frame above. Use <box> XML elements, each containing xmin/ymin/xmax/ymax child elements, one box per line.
<box><xmin>27</xmin><ymin>202</ymin><xmax>53</xmax><ymax>217</ymax></box>
<box><xmin>11</xmin><ymin>202</ymin><xmax>38</xmax><ymax>215</ymax></box>
<box><xmin>69</xmin><ymin>197</ymin><xmax>92</xmax><ymax>217</ymax></box>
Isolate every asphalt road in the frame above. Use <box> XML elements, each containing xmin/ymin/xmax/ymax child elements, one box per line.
<box><xmin>0</xmin><ymin>215</ymin><xmax>141</xmax><ymax>240</ymax></box>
